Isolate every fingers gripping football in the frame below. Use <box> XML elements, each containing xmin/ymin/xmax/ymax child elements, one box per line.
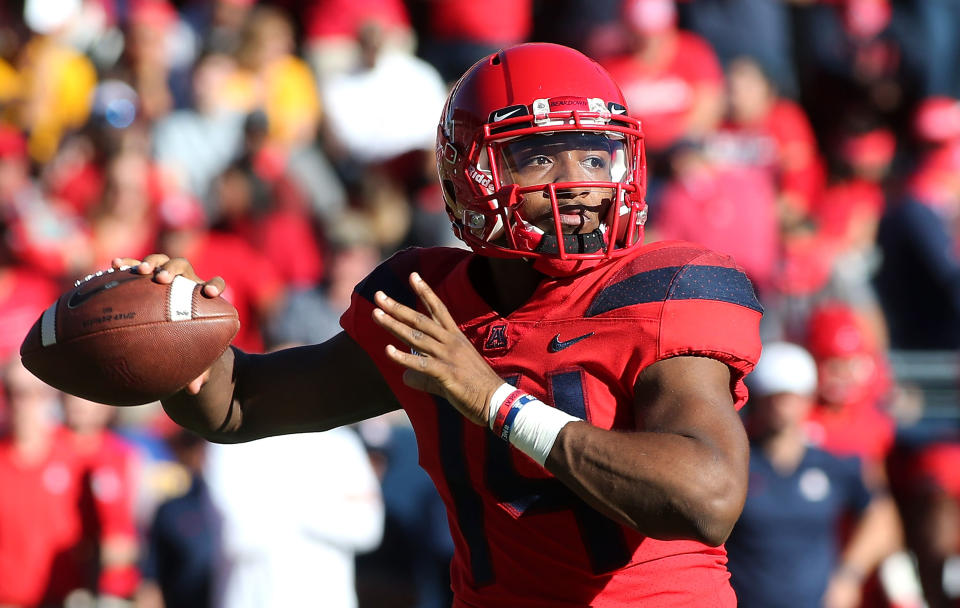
<box><xmin>372</xmin><ymin>273</ymin><xmax>503</xmax><ymax>427</ymax></box>
<box><xmin>112</xmin><ymin>256</ymin><xmax>226</xmax><ymax>298</ymax></box>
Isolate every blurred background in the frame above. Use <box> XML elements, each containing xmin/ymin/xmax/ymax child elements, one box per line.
<box><xmin>1</xmin><ymin>0</ymin><xmax>960</xmax><ymax>606</ymax></box>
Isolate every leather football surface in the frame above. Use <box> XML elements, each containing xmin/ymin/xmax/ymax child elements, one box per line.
<box><xmin>20</xmin><ymin>268</ymin><xmax>240</xmax><ymax>406</ymax></box>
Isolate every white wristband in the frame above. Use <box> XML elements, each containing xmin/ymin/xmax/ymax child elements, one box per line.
<box><xmin>508</xmin><ymin>398</ymin><xmax>581</xmax><ymax>466</ymax></box>
<box><xmin>488</xmin><ymin>382</ymin><xmax>518</xmax><ymax>430</ymax></box>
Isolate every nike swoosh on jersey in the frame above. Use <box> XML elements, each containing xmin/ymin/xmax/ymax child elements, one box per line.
<box><xmin>548</xmin><ymin>332</ymin><xmax>595</xmax><ymax>352</ymax></box>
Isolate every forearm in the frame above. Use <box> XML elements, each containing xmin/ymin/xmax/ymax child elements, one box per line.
<box><xmin>163</xmin><ymin>334</ymin><xmax>401</xmax><ymax>442</ymax></box>
<box><xmin>161</xmin><ymin>346</ymin><xmax>242</xmax><ymax>442</ymax></box>
<box><xmin>545</xmin><ymin>421</ymin><xmax>748</xmax><ymax>545</ymax></box>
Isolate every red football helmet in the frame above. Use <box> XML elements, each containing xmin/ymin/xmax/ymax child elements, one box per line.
<box><xmin>436</xmin><ymin>43</ymin><xmax>647</xmax><ymax>276</ymax></box>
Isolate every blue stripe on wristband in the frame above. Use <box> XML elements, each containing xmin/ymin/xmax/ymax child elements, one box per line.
<box><xmin>499</xmin><ymin>394</ymin><xmax>536</xmax><ymax>442</ymax></box>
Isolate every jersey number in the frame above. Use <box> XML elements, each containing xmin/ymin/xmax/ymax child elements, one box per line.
<box><xmin>436</xmin><ymin>370</ymin><xmax>632</xmax><ymax>587</ymax></box>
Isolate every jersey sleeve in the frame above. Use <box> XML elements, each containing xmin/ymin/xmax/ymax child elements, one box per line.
<box><xmin>340</xmin><ymin>247</ymin><xmax>466</xmax><ymax>384</ymax></box>
<box><xmin>656</xmin><ymin>249</ymin><xmax>763</xmax><ymax>410</ymax></box>
<box><xmin>340</xmin><ymin>249</ymin><xmax>421</xmax><ymax>374</ymax></box>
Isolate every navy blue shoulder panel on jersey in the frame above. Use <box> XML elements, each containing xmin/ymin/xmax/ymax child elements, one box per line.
<box><xmin>354</xmin><ymin>249</ymin><xmax>420</xmax><ymax>309</ymax></box>
<box><xmin>585</xmin><ymin>264</ymin><xmax>763</xmax><ymax>317</ymax></box>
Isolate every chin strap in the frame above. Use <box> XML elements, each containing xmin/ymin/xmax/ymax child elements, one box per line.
<box><xmin>534</xmin><ymin>228</ymin><xmax>606</xmax><ymax>255</ymax></box>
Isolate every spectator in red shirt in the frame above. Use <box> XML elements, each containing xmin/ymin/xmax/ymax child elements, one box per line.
<box><xmin>0</xmin><ymin>255</ymin><xmax>58</xmax><ymax>364</ymax></box>
<box><xmin>653</xmin><ymin>140</ymin><xmax>779</xmax><ymax>294</ymax></box>
<box><xmin>602</xmin><ymin>0</ymin><xmax>725</xmax><ymax>156</ymax></box>
<box><xmin>86</xmin><ymin>129</ymin><xmax>166</xmax><ymax>273</ymax></box>
<box><xmin>717</xmin><ymin>56</ymin><xmax>826</xmax><ymax>230</ymax></box>
<box><xmin>209</xmin><ymin>163</ymin><xmax>325</xmax><ymax>290</ymax></box>
<box><xmin>803</xmin><ymin>303</ymin><xmax>896</xmax><ymax>475</ymax></box>
<box><xmin>62</xmin><ymin>394</ymin><xmax>141</xmax><ymax>602</ymax></box>
<box><xmin>0</xmin><ymin>123</ymin><xmax>91</xmax><ymax>280</ymax></box>
<box><xmin>0</xmin><ymin>359</ymin><xmax>89</xmax><ymax>606</ymax></box>
<box><xmin>767</xmin><ymin>122</ymin><xmax>890</xmax><ymax>346</ymax></box>
<box><xmin>156</xmin><ymin>194</ymin><xmax>284</xmax><ymax>353</ymax></box>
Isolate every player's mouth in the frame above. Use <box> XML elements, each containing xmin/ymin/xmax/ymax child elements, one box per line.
<box><xmin>537</xmin><ymin>205</ymin><xmax>603</xmax><ymax>233</ymax></box>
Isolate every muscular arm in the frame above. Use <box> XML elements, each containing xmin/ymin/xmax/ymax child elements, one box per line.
<box><xmin>373</xmin><ymin>272</ymin><xmax>750</xmax><ymax>546</ymax></box>
<box><xmin>162</xmin><ymin>332</ymin><xmax>401</xmax><ymax>443</ymax></box>
<box><xmin>115</xmin><ymin>254</ymin><xmax>401</xmax><ymax>443</ymax></box>
<box><xmin>546</xmin><ymin>356</ymin><xmax>749</xmax><ymax>545</ymax></box>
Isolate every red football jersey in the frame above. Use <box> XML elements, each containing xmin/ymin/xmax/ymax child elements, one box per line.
<box><xmin>341</xmin><ymin>241</ymin><xmax>762</xmax><ymax>607</ymax></box>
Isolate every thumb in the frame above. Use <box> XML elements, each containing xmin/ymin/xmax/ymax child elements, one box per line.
<box><xmin>185</xmin><ymin>368</ymin><xmax>212</xmax><ymax>395</ymax></box>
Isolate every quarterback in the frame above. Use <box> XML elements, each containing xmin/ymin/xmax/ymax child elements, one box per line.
<box><xmin>120</xmin><ymin>43</ymin><xmax>762</xmax><ymax>606</ymax></box>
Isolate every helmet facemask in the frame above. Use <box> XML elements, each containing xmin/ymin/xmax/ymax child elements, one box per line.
<box><xmin>443</xmin><ymin>99</ymin><xmax>647</xmax><ymax>276</ymax></box>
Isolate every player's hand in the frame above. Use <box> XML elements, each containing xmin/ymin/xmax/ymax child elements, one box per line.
<box><xmin>372</xmin><ymin>272</ymin><xmax>504</xmax><ymax>427</ymax></box>
<box><xmin>112</xmin><ymin>255</ymin><xmax>225</xmax><ymax>298</ymax></box>
<box><xmin>112</xmin><ymin>255</ymin><xmax>227</xmax><ymax>395</ymax></box>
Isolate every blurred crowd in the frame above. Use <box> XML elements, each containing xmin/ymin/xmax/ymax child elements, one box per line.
<box><xmin>1</xmin><ymin>0</ymin><xmax>960</xmax><ymax>607</ymax></box>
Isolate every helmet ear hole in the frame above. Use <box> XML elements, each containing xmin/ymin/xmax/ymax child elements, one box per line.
<box><xmin>442</xmin><ymin>179</ymin><xmax>457</xmax><ymax>204</ymax></box>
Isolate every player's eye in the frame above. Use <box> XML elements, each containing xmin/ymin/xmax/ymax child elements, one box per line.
<box><xmin>583</xmin><ymin>156</ymin><xmax>607</xmax><ymax>169</ymax></box>
<box><xmin>525</xmin><ymin>155</ymin><xmax>552</xmax><ymax>167</ymax></box>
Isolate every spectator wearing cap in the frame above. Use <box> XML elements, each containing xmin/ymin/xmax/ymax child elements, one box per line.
<box><xmin>726</xmin><ymin>342</ymin><xmax>901</xmax><ymax>608</ymax></box>
<box><xmin>765</xmin><ymin>121</ymin><xmax>892</xmax><ymax>346</ymax></box>
<box><xmin>804</xmin><ymin>303</ymin><xmax>896</xmax><ymax>476</ymax></box>
<box><xmin>812</xmin><ymin>126</ymin><xmax>892</xmax><ymax>281</ymax></box>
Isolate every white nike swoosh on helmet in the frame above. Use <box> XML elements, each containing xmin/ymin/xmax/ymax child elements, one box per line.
<box><xmin>492</xmin><ymin>107</ymin><xmax>523</xmax><ymax>122</ymax></box>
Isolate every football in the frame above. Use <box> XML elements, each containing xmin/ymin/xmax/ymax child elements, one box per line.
<box><xmin>20</xmin><ymin>267</ymin><xmax>240</xmax><ymax>406</ymax></box>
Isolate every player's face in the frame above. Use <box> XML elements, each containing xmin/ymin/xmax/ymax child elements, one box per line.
<box><xmin>498</xmin><ymin>132</ymin><xmax>621</xmax><ymax>236</ymax></box>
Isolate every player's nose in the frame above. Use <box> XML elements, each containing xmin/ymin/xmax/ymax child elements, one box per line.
<box><xmin>551</xmin><ymin>153</ymin><xmax>591</xmax><ymax>183</ymax></box>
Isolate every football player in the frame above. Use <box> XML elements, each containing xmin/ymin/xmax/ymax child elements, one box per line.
<box><xmin>118</xmin><ymin>43</ymin><xmax>762</xmax><ymax>606</ymax></box>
